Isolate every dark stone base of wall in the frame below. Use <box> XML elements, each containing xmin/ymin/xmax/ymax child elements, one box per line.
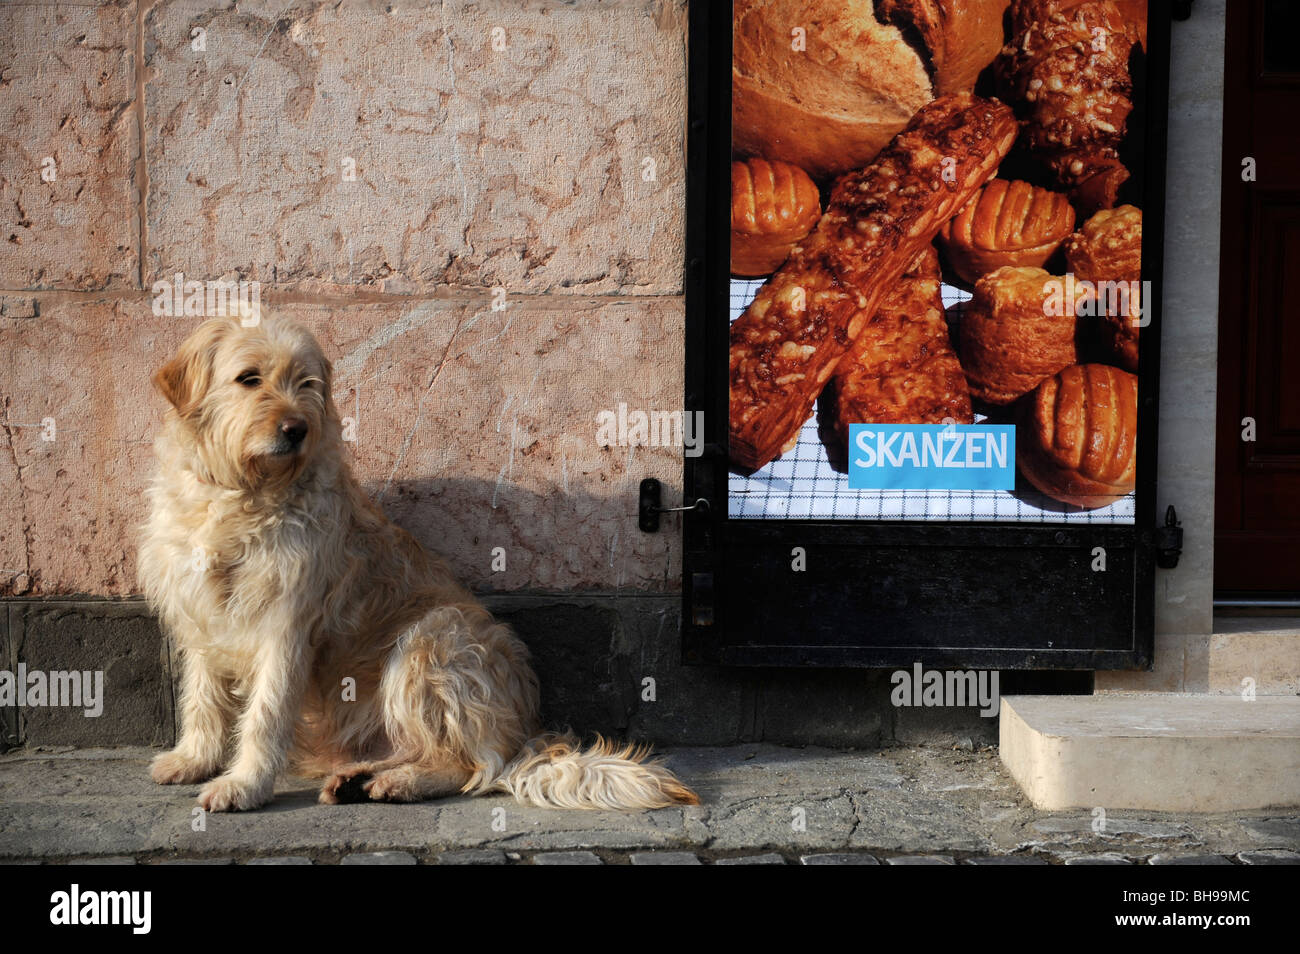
<box><xmin>2</xmin><ymin>601</ymin><xmax>174</xmax><ymax>751</ymax></box>
<box><xmin>1</xmin><ymin>596</ymin><xmax>1002</xmax><ymax>751</ymax></box>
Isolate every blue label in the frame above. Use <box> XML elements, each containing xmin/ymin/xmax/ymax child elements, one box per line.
<box><xmin>847</xmin><ymin>424</ymin><xmax>1016</xmax><ymax>490</ymax></box>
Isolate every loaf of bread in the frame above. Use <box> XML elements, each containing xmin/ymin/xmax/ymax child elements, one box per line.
<box><xmin>938</xmin><ymin>179</ymin><xmax>1076</xmax><ymax>284</ymax></box>
<box><xmin>731</xmin><ymin>158</ymin><xmax>822</xmax><ymax>277</ymax></box>
<box><xmin>997</xmin><ymin>0</ymin><xmax>1136</xmax><ymax>215</ymax></box>
<box><xmin>732</xmin><ymin>0</ymin><xmax>1009</xmax><ymax>181</ymax></box>
<box><xmin>1065</xmin><ymin>204</ymin><xmax>1142</xmax><ymax>371</ymax></box>
<box><xmin>822</xmin><ymin>246</ymin><xmax>973</xmax><ymax>452</ymax></box>
<box><xmin>875</xmin><ymin>0</ymin><xmax>1012</xmax><ymax>95</ymax></box>
<box><xmin>1017</xmin><ymin>362</ymin><xmax>1137</xmax><ymax>508</ymax></box>
<box><xmin>958</xmin><ymin>266</ymin><xmax>1084</xmax><ymax>405</ymax></box>
<box><xmin>729</xmin><ymin>93</ymin><xmax>1018</xmax><ymax>471</ymax></box>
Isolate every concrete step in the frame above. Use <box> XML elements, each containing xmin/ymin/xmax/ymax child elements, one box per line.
<box><xmin>1000</xmin><ymin>693</ymin><xmax>1300</xmax><ymax>812</ymax></box>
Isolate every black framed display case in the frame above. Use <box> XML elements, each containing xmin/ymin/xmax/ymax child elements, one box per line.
<box><xmin>677</xmin><ymin>0</ymin><xmax>1177</xmax><ymax>669</ymax></box>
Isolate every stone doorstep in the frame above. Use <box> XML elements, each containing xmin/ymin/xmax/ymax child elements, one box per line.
<box><xmin>1206</xmin><ymin>624</ymin><xmax>1300</xmax><ymax>696</ymax></box>
<box><xmin>999</xmin><ymin>693</ymin><xmax>1300</xmax><ymax>812</ymax></box>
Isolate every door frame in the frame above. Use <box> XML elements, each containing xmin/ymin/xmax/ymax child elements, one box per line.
<box><xmin>1213</xmin><ymin>0</ymin><xmax>1300</xmax><ymax>600</ymax></box>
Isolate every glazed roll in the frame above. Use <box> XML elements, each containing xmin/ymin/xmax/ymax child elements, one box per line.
<box><xmin>958</xmin><ymin>265</ymin><xmax>1085</xmax><ymax>406</ymax></box>
<box><xmin>731</xmin><ymin>158</ymin><xmax>822</xmax><ymax>278</ymax></box>
<box><xmin>938</xmin><ymin>178</ymin><xmax>1076</xmax><ymax>285</ymax></box>
<box><xmin>1017</xmin><ymin>362</ymin><xmax>1138</xmax><ymax>508</ymax></box>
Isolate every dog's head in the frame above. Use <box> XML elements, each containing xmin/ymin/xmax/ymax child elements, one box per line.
<box><xmin>153</xmin><ymin>313</ymin><xmax>339</xmax><ymax>491</ymax></box>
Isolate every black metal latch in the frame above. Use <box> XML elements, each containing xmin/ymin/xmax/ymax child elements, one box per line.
<box><xmin>639</xmin><ymin>478</ymin><xmax>709</xmax><ymax>533</ymax></box>
<box><xmin>1154</xmin><ymin>505</ymin><xmax>1183</xmax><ymax>569</ymax></box>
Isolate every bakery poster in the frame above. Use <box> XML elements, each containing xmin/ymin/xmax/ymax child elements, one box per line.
<box><xmin>727</xmin><ymin>0</ymin><xmax>1149</xmax><ymax>524</ymax></box>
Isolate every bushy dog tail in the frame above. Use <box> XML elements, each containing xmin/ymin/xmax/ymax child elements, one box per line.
<box><xmin>493</xmin><ymin>732</ymin><xmax>699</xmax><ymax>810</ymax></box>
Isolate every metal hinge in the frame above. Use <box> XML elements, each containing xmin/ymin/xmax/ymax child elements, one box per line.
<box><xmin>1154</xmin><ymin>505</ymin><xmax>1184</xmax><ymax>569</ymax></box>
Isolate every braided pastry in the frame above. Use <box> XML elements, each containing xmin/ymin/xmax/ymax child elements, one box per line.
<box><xmin>821</xmin><ymin>246</ymin><xmax>973</xmax><ymax>456</ymax></box>
<box><xmin>728</xmin><ymin>93</ymin><xmax>1018</xmax><ymax>471</ymax></box>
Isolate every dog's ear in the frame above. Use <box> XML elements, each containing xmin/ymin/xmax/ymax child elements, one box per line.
<box><xmin>321</xmin><ymin>356</ymin><xmax>335</xmax><ymax>400</ymax></box>
<box><xmin>153</xmin><ymin>320</ymin><xmax>231</xmax><ymax>416</ymax></box>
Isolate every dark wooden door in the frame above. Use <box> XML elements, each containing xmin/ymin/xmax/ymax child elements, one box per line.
<box><xmin>1215</xmin><ymin>0</ymin><xmax>1300</xmax><ymax>594</ymax></box>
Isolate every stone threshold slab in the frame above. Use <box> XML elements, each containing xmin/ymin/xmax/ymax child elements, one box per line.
<box><xmin>1000</xmin><ymin>694</ymin><xmax>1300</xmax><ymax>812</ymax></box>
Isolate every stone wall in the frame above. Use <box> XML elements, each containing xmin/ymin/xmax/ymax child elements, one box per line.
<box><xmin>1</xmin><ymin>0</ymin><xmax>686</xmax><ymax>599</ymax></box>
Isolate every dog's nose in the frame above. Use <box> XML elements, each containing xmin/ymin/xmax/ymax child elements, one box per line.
<box><xmin>280</xmin><ymin>417</ymin><xmax>308</xmax><ymax>446</ymax></box>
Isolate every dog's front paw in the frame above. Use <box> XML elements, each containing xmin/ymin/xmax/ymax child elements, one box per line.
<box><xmin>151</xmin><ymin>749</ymin><xmax>219</xmax><ymax>785</ymax></box>
<box><xmin>198</xmin><ymin>774</ymin><xmax>273</xmax><ymax>812</ymax></box>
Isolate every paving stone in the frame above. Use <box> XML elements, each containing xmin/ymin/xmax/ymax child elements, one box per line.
<box><xmin>801</xmin><ymin>853</ymin><xmax>882</xmax><ymax>865</ymax></box>
<box><xmin>1063</xmin><ymin>854</ymin><xmax>1135</xmax><ymax>865</ymax></box>
<box><xmin>1236</xmin><ymin>851</ymin><xmax>1300</xmax><ymax>865</ymax></box>
<box><xmin>340</xmin><ymin>851</ymin><xmax>418</xmax><ymax>865</ymax></box>
<box><xmin>435</xmin><ymin>849</ymin><xmax>508</xmax><ymax>866</ymax></box>
<box><xmin>0</xmin><ymin>745</ymin><xmax>1290</xmax><ymax>863</ymax></box>
<box><xmin>1030</xmin><ymin>816</ymin><xmax>1192</xmax><ymax>839</ymax></box>
<box><xmin>1</xmin><ymin>605</ymin><xmax>13</xmax><ymax>751</ymax></box>
<box><xmin>629</xmin><ymin>851</ymin><xmax>701</xmax><ymax>865</ymax></box>
<box><xmin>157</xmin><ymin>857</ymin><xmax>236</xmax><ymax>865</ymax></box>
<box><xmin>68</xmin><ymin>856</ymin><xmax>137</xmax><ymax>865</ymax></box>
<box><xmin>1241</xmin><ymin>818</ymin><xmax>1300</xmax><ymax>846</ymax></box>
<box><xmin>715</xmin><ymin>853</ymin><xmax>786</xmax><ymax>865</ymax></box>
<box><xmin>1148</xmin><ymin>854</ymin><xmax>1234</xmax><ymax>865</ymax></box>
<box><xmin>707</xmin><ymin>792</ymin><xmax>859</xmax><ymax>852</ymax></box>
<box><xmin>532</xmin><ymin>851</ymin><xmax>603</xmax><ymax>866</ymax></box>
<box><xmin>964</xmin><ymin>855</ymin><xmax>1050</xmax><ymax>865</ymax></box>
<box><xmin>245</xmin><ymin>856</ymin><xmax>313</xmax><ymax>865</ymax></box>
<box><xmin>886</xmin><ymin>855</ymin><xmax>957</xmax><ymax>865</ymax></box>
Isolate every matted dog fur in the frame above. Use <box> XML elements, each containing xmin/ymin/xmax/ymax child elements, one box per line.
<box><xmin>138</xmin><ymin>312</ymin><xmax>697</xmax><ymax>812</ymax></box>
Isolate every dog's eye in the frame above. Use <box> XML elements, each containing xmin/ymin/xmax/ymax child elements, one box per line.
<box><xmin>299</xmin><ymin>379</ymin><xmax>316</xmax><ymax>391</ymax></box>
<box><xmin>235</xmin><ymin>370</ymin><xmax>261</xmax><ymax>388</ymax></box>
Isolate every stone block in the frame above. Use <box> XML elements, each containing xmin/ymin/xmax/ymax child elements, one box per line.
<box><xmin>0</xmin><ymin>1</ymin><xmax>139</xmax><ymax>289</ymax></box>
<box><xmin>13</xmin><ymin>601</ymin><xmax>172</xmax><ymax>747</ymax></box>
<box><xmin>0</xmin><ymin>295</ymin><xmax>684</xmax><ymax>596</ymax></box>
<box><xmin>144</xmin><ymin>0</ymin><xmax>686</xmax><ymax>294</ymax></box>
<box><xmin>1000</xmin><ymin>694</ymin><xmax>1300</xmax><ymax>811</ymax></box>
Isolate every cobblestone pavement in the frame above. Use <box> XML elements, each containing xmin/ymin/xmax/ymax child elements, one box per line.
<box><xmin>2</xmin><ymin>744</ymin><xmax>1297</xmax><ymax>865</ymax></box>
<box><xmin>15</xmin><ymin>848</ymin><xmax>1300</xmax><ymax>865</ymax></box>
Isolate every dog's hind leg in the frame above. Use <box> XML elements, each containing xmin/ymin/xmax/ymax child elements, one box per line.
<box><xmin>318</xmin><ymin>760</ymin><xmax>383</xmax><ymax>804</ymax></box>
<box><xmin>365</xmin><ymin>759</ymin><xmax>474</xmax><ymax>803</ymax></box>
<box><xmin>318</xmin><ymin>755</ymin><xmax>472</xmax><ymax>804</ymax></box>
<box><xmin>375</xmin><ymin>606</ymin><xmax>539</xmax><ymax>795</ymax></box>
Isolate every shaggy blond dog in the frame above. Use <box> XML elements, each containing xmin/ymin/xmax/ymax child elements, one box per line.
<box><xmin>138</xmin><ymin>313</ymin><xmax>697</xmax><ymax>813</ymax></box>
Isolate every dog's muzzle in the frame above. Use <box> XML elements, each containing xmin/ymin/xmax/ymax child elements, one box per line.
<box><xmin>272</xmin><ymin>417</ymin><xmax>309</xmax><ymax>455</ymax></box>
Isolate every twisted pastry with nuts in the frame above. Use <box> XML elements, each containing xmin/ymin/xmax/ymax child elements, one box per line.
<box><xmin>997</xmin><ymin>0</ymin><xmax>1139</xmax><ymax>215</ymax></box>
